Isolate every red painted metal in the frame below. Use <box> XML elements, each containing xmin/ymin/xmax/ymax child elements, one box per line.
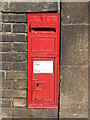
<box><xmin>27</xmin><ymin>13</ymin><xmax>60</xmax><ymax>109</ymax></box>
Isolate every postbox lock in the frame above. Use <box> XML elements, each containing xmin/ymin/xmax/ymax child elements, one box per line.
<box><xmin>36</xmin><ymin>83</ymin><xmax>39</xmax><ymax>88</ymax></box>
<box><xmin>29</xmin><ymin>26</ymin><xmax>31</xmax><ymax>32</ymax></box>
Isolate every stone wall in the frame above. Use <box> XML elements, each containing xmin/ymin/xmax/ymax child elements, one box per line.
<box><xmin>1</xmin><ymin>2</ymin><xmax>89</xmax><ymax>119</ymax></box>
<box><xmin>1</xmin><ymin>2</ymin><xmax>59</xmax><ymax>119</ymax></box>
<box><xmin>60</xmin><ymin>2</ymin><xmax>88</xmax><ymax>118</ymax></box>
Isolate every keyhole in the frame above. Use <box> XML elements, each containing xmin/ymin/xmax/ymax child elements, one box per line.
<box><xmin>37</xmin><ymin>83</ymin><xmax>39</xmax><ymax>88</ymax></box>
<box><xmin>29</xmin><ymin>26</ymin><xmax>31</xmax><ymax>32</ymax></box>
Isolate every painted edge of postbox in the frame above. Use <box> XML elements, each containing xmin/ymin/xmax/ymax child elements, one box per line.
<box><xmin>27</xmin><ymin>13</ymin><xmax>60</xmax><ymax>109</ymax></box>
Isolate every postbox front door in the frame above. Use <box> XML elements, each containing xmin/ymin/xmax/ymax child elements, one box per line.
<box><xmin>27</xmin><ymin>13</ymin><xmax>60</xmax><ymax>108</ymax></box>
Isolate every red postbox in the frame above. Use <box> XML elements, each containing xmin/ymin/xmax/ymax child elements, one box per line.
<box><xmin>27</xmin><ymin>13</ymin><xmax>60</xmax><ymax>108</ymax></box>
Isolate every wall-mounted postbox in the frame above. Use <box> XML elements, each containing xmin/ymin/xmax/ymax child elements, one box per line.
<box><xmin>27</xmin><ymin>13</ymin><xmax>60</xmax><ymax>108</ymax></box>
